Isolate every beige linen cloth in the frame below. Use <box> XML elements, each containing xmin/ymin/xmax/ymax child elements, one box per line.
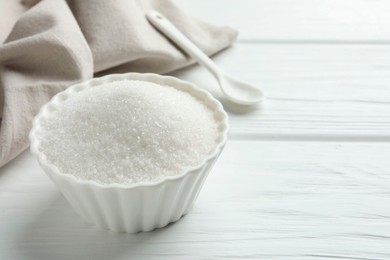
<box><xmin>0</xmin><ymin>0</ymin><xmax>237</xmax><ymax>167</ymax></box>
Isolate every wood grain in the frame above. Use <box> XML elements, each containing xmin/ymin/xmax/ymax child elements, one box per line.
<box><xmin>177</xmin><ymin>0</ymin><xmax>390</xmax><ymax>43</ymax></box>
<box><xmin>172</xmin><ymin>43</ymin><xmax>390</xmax><ymax>140</ymax></box>
<box><xmin>1</xmin><ymin>142</ymin><xmax>390</xmax><ymax>259</ymax></box>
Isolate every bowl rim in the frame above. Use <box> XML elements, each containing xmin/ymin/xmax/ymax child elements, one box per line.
<box><xmin>29</xmin><ymin>73</ymin><xmax>229</xmax><ymax>190</ymax></box>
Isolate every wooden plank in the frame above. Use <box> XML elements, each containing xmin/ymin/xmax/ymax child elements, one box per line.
<box><xmin>178</xmin><ymin>0</ymin><xmax>390</xmax><ymax>42</ymax></box>
<box><xmin>1</xmin><ymin>141</ymin><xmax>390</xmax><ymax>259</ymax></box>
<box><xmin>171</xmin><ymin>43</ymin><xmax>390</xmax><ymax>140</ymax></box>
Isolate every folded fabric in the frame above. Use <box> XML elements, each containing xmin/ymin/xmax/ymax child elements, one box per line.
<box><xmin>0</xmin><ymin>0</ymin><xmax>237</xmax><ymax>167</ymax></box>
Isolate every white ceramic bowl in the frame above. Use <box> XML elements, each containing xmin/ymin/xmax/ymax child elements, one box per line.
<box><xmin>29</xmin><ymin>73</ymin><xmax>228</xmax><ymax>233</ymax></box>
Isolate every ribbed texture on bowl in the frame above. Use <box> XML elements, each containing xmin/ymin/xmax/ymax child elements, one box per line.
<box><xmin>29</xmin><ymin>73</ymin><xmax>228</xmax><ymax>233</ymax></box>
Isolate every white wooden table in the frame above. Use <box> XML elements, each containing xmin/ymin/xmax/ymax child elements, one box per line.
<box><xmin>2</xmin><ymin>1</ymin><xmax>390</xmax><ymax>259</ymax></box>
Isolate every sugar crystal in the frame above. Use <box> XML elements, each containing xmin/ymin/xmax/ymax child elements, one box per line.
<box><xmin>38</xmin><ymin>80</ymin><xmax>219</xmax><ymax>185</ymax></box>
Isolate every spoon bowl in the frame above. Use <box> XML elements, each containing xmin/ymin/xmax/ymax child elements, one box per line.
<box><xmin>219</xmin><ymin>75</ymin><xmax>264</xmax><ymax>105</ymax></box>
<box><xmin>147</xmin><ymin>10</ymin><xmax>264</xmax><ymax>106</ymax></box>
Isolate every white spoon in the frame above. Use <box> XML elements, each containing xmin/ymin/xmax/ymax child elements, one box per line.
<box><xmin>147</xmin><ymin>10</ymin><xmax>264</xmax><ymax>106</ymax></box>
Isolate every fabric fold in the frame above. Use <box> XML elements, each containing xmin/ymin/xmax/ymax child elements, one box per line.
<box><xmin>0</xmin><ymin>0</ymin><xmax>93</xmax><ymax>167</ymax></box>
<box><xmin>0</xmin><ymin>0</ymin><xmax>238</xmax><ymax>167</ymax></box>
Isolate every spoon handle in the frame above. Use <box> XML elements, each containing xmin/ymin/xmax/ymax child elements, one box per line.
<box><xmin>147</xmin><ymin>10</ymin><xmax>222</xmax><ymax>80</ymax></box>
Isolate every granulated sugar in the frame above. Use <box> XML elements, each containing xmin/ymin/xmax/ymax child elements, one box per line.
<box><xmin>38</xmin><ymin>80</ymin><xmax>219</xmax><ymax>185</ymax></box>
